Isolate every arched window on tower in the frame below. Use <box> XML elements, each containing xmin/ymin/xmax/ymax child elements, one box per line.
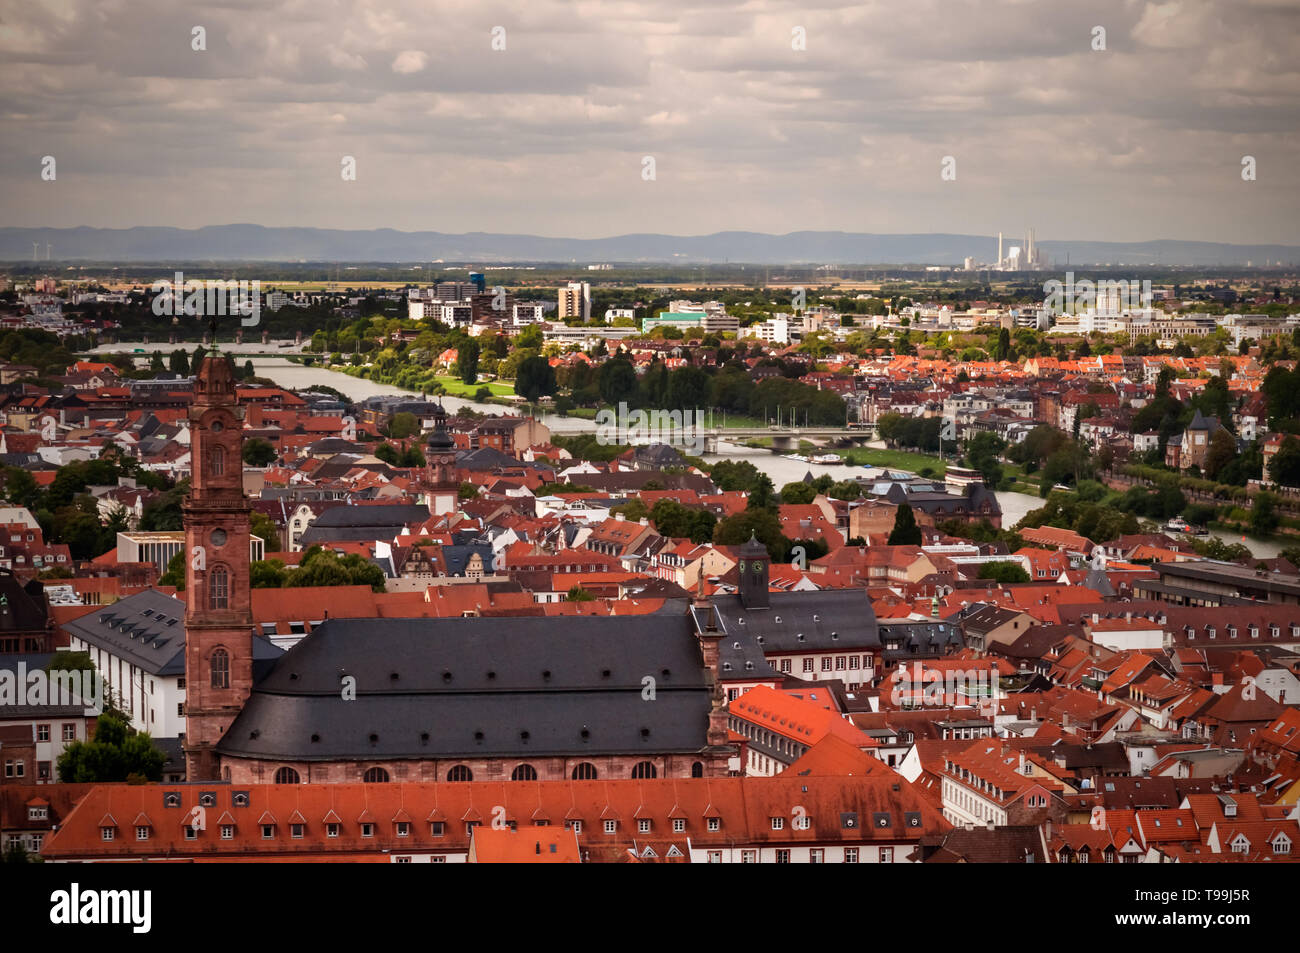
<box><xmin>210</xmin><ymin>648</ymin><xmax>230</xmax><ymax>689</ymax></box>
<box><xmin>446</xmin><ymin>765</ymin><xmax>472</xmax><ymax>782</ymax></box>
<box><xmin>210</xmin><ymin>444</ymin><xmax>225</xmax><ymax>477</ymax></box>
<box><xmin>274</xmin><ymin>767</ymin><xmax>300</xmax><ymax>784</ymax></box>
<box><xmin>511</xmin><ymin>764</ymin><xmax>538</xmax><ymax>781</ymax></box>
<box><xmin>691</xmin><ymin>761</ymin><xmax>705</xmax><ymax>778</ymax></box>
<box><xmin>631</xmin><ymin>761</ymin><xmax>657</xmax><ymax>779</ymax></box>
<box><xmin>363</xmin><ymin>767</ymin><xmax>390</xmax><ymax>783</ymax></box>
<box><xmin>571</xmin><ymin>762</ymin><xmax>598</xmax><ymax>780</ymax></box>
<box><xmin>209</xmin><ymin>566</ymin><xmax>229</xmax><ymax>610</ymax></box>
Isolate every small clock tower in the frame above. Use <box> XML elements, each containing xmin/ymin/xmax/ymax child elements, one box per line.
<box><xmin>182</xmin><ymin>353</ymin><xmax>253</xmax><ymax>781</ymax></box>
<box><xmin>737</xmin><ymin>532</ymin><xmax>770</xmax><ymax>610</ymax></box>
<box><xmin>422</xmin><ymin>415</ymin><xmax>460</xmax><ymax>516</ymax></box>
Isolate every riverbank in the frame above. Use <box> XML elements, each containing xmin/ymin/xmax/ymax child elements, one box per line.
<box><xmin>215</xmin><ymin>357</ymin><xmax>1294</xmax><ymax>561</ymax></box>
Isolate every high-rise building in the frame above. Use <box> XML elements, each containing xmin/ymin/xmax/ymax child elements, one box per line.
<box><xmin>558</xmin><ymin>281</ymin><xmax>591</xmax><ymax>322</ymax></box>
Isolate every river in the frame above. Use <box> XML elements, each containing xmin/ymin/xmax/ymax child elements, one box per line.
<box><xmin>117</xmin><ymin>354</ymin><xmax>1287</xmax><ymax>560</ymax></box>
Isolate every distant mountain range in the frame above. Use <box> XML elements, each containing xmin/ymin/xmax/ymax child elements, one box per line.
<box><xmin>1</xmin><ymin>225</ymin><xmax>1297</xmax><ymax>266</ymax></box>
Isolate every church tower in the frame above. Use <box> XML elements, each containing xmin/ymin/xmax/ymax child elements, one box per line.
<box><xmin>182</xmin><ymin>353</ymin><xmax>253</xmax><ymax>781</ymax></box>
<box><xmin>737</xmin><ymin>532</ymin><xmax>770</xmax><ymax>610</ymax></box>
<box><xmin>422</xmin><ymin>407</ymin><xmax>459</xmax><ymax>516</ymax></box>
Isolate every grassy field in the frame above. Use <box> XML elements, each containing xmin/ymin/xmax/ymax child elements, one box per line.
<box><xmin>432</xmin><ymin>375</ymin><xmax>516</xmax><ymax>398</ymax></box>
<box><xmin>715</xmin><ymin>413</ymin><xmax>769</xmax><ymax>429</ymax></box>
<box><xmin>839</xmin><ymin>447</ymin><xmax>950</xmax><ymax>474</ymax></box>
<box><xmin>997</xmin><ymin>461</ymin><xmax>1042</xmax><ymax>495</ymax></box>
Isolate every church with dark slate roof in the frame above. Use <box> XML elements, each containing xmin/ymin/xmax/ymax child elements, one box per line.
<box><xmin>183</xmin><ymin>357</ymin><xmax>738</xmax><ymax>784</ymax></box>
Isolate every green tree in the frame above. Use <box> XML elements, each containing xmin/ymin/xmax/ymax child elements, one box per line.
<box><xmin>43</xmin><ymin>650</ymin><xmax>95</xmax><ymax>675</ymax></box>
<box><xmin>610</xmin><ymin>499</ymin><xmax>650</xmax><ymax>522</ymax></box>
<box><xmin>780</xmin><ymin>481</ymin><xmax>816</xmax><ymax>504</ymax></box>
<box><xmin>965</xmin><ymin>431</ymin><xmax>1007</xmax><ymax>486</ymax></box>
<box><xmin>994</xmin><ymin>327</ymin><xmax>1011</xmax><ymax>361</ymax></box>
<box><xmin>977</xmin><ymin>561</ymin><xmax>1031</xmax><ymax>584</ymax></box>
<box><xmin>169</xmin><ymin>349</ymin><xmax>189</xmax><ymax>376</ymax></box>
<box><xmin>710</xmin><ymin>460</ymin><xmax>766</xmax><ymax>493</ymax></box>
<box><xmin>515</xmin><ymin>355</ymin><xmax>557</xmax><ymax>402</ymax></box>
<box><xmin>158</xmin><ymin>550</ymin><xmax>185</xmax><ymax>590</ymax></box>
<box><xmin>249</xmin><ymin>511</ymin><xmax>282</xmax><ymax>552</ymax></box>
<box><xmin>243</xmin><ymin>437</ymin><xmax>277</xmax><ymax>467</ymax></box>
<box><xmin>250</xmin><ymin>559</ymin><xmax>289</xmax><ymax>588</ymax></box>
<box><xmin>1204</xmin><ymin>429</ymin><xmax>1238</xmax><ymax>482</ymax></box>
<box><xmin>828</xmin><ymin>480</ymin><xmax>864</xmax><ymax>501</ymax></box>
<box><xmin>139</xmin><ymin>481</ymin><xmax>189</xmax><ymax>532</ymax></box>
<box><xmin>649</xmin><ymin>498</ymin><xmax>715</xmax><ymax>543</ymax></box>
<box><xmin>598</xmin><ymin>358</ymin><xmax>638</xmax><ymax>406</ymax></box>
<box><xmin>666</xmin><ymin>365</ymin><xmax>711</xmax><ymax>410</ymax></box>
<box><xmin>286</xmin><ymin>546</ymin><xmax>386</xmax><ymax>592</ymax></box>
<box><xmin>2</xmin><ymin>842</ymin><xmax>33</xmax><ymax>863</ymax></box>
<box><xmin>887</xmin><ymin>504</ymin><xmax>923</xmax><ymax>545</ymax></box>
<box><xmin>713</xmin><ymin>508</ymin><xmax>790</xmax><ymax>560</ymax></box>
<box><xmin>1251</xmin><ymin>491</ymin><xmax>1280</xmax><ymax>536</ymax></box>
<box><xmin>386</xmin><ymin>412</ymin><xmax>419</xmax><ymax>440</ymax></box>
<box><xmin>566</xmin><ymin>586</ymin><xmax>594</xmax><ymax>602</ymax></box>
<box><xmin>456</xmin><ymin>338</ymin><xmax>480</xmax><ymax>385</ymax></box>
<box><xmin>746</xmin><ymin>475</ymin><xmax>777</xmax><ymax>511</ymax></box>
<box><xmin>1269</xmin><ymin>436</ymin><xmax>1300</xmax><ymax>488</ymax></box>
<box><xmin>1</xmin><ymin>466</ymin><xmax>41</xmax><ymax>509</ymax></box>
<box><xmin>516</xmin><ymin>323</ymin><xmax>543</xmax><ymax>349</ymax></box>
<box><xmin>56</xmin><ymin>712</ymin><xmax>166</xmax><ymax>783</ymax></box>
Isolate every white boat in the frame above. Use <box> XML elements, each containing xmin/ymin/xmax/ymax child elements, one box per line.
<box><xmin>787</xmin><ymin>454</ymin><xmax>809</xmax><ymax>463</ymax></box>
<box><xmin>810</xmin><ymin>453</ymin><xmax>841</xmax><ymax>465</ymax></box>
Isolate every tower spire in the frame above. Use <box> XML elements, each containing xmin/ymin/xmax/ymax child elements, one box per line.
<box><xmin>182</xmin><ymin>352</ymin><xmax>253</xmax><ymax>781</ymax></box>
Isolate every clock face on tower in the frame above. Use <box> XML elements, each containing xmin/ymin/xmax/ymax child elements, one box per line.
<box><xmin>211</xmin><ymin>529</ymin><xmax>228</xmax><ymax>547</ymax></box>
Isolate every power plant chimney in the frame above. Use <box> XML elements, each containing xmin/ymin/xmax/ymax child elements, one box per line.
<box><xmin>998</xmin><ymin>232</ymin><xmax>1003</xmax><ymax>267</ymax></box>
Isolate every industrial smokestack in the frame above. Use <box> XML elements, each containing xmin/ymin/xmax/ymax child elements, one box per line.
<box><xmin>998</xmin><ymin>232</ymin><xmax>1003</xmax><ymax>267</ymax></box>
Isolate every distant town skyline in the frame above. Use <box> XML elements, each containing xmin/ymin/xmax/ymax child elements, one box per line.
<box><xmin>1</xmin><ymin>0</ymin><xmax>1298</xmax><ymax>245</ymax></box>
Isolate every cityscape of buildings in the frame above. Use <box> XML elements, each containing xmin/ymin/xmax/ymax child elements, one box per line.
<box><xmin>0</xmin><ymin>263</ymin><xmax>1298</xmax><ymax>876</ymax></box>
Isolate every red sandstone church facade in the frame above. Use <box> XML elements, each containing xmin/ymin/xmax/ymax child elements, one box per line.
<box><xmin>182</xmin><ymin>354</ymin><xmax>255</xmax><ymax>781</ymax></box>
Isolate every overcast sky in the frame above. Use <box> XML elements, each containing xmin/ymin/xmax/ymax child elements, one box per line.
<box><xmin>1</xmin><ymin>0</ymin><xmax>1297</xmax><ymax>244</ymax></box>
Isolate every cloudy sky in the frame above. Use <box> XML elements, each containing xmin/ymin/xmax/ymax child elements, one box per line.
<box><xmin>1</xmin><ymin>0</ymin><xmax>1297</xmax><ymax>244</ymax></box>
